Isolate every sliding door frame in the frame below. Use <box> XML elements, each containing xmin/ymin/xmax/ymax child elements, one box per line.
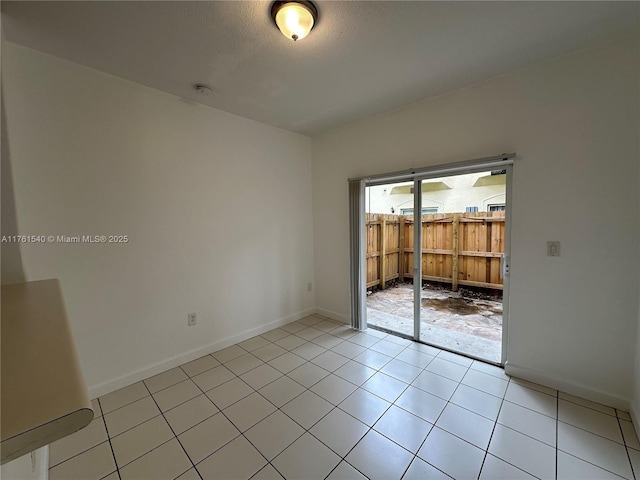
<box><xmin>351</xmin><ymin>153</ymin><xmax>515</xmax><ymax>366</ymax></box>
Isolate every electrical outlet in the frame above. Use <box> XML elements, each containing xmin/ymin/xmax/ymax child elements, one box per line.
<box><xmin>307</xmin><ymin>282</ymin><xmax>312</xmax><ymax>292</ymax></box>
<box><xmin>188</xmin><ymin>313</ymin><xmax>197</xmax><ymax>326</ymax></box>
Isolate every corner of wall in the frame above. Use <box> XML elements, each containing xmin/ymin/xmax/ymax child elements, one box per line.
<box><xmin>1</xmin><ymin>96</ymin><xmax>26</xmax><ymax>285</ymax></box>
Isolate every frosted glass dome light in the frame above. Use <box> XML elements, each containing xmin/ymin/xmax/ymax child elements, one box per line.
<box><xmin>271</xmin><ymin>1</ymin><xmax>318</xmax><ymax>42</ymax></box>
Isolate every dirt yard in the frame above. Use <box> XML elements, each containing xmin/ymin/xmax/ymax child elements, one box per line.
<box><xmin>366</xmin><ymin>283</ymin><xmax>503</xmax><ymax>362</ymax></box>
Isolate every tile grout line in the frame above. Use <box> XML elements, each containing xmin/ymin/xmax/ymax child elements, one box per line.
<box><xmin>406</xmin><ymin>358</ymin><xmax>482</xmax><ymax>479</ymax></box>
<box><xmin>140</xmin><ymin>378</ymin><xmax>203</xmax><ymax>480</ymax></box>
<box><xmin>100</xmin><ymin>318</ymin><xmax>634</xmax><ymax>480</ymax></box>
<box><xmin>618</xmin><ymin>413</ymin><xmax>637</xmax><ymax>480</ymax></box>
<box><xmin>98</xmin><ymin>398</ymin><xmax>123</xmax><ymax>480</ymax></box>
<box><xmin>275</xmin><ymin>326</ymin><xmax>512</xmax><ymax>480</ymax></box>
<box><xmin>180</xmin><ymin>354</ymin><xmax>309</xmax><ymax>480</ymax></box>
<box><xmin>468</xmin><ymin>365</ymin><xmax>497</xmax><ymax>480</ymax></box>
<box><xmin>238</xmin><ymin>327</ymin><xmax>407</xmax><ymax>478</ymax></box>
<box><xmin>475</xmin><ymin>376</ymin><xmax>538</xmax><ymax>480</ymax></box>
<box><xmin>100</xmin><ymin>321</ymin><xmax>532</xmax><ymax>480</ymax></box>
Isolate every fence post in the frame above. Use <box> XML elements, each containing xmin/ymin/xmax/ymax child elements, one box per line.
<box><xmin>398</xmin><ymin>216</ymin><xmax>405</xmax><ymax>283</ymax></box>
<box><xmin>452</xmin><ymin>213</ymin><xmax>460</xmax><ymax>291</ymax></box>
<box><xmin>379</xmin><ymin>216</ymin><xmax>387</xmax><ymax>290</ymax></box>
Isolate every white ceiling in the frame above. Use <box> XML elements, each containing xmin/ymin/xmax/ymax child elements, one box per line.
<box><xmin>2</xmin><ymin>1</ymin><xmax>638</xmax><ymax>135</ymax></box>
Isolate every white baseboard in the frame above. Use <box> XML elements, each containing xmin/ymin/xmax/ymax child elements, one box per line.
<box><xmin>314</xmin><ymin>307</ymin><xmax>349</xmax><ymax>324</ymax></box>
<box><xmin>504</xmin><ymin>361</ymin><xmax>631</xmax><ymax>411</ymax></box>
<box><xmin>88</xmin><ymin>308</ymin><xmax>315</xmax><ymax>398</ymax></box>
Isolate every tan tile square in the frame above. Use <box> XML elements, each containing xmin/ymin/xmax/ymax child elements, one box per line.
<box><xmin>281</xmin><ymin>390</ymin><xmax>333</xmax><ymax>429</ymax></box>
<box><xmin>119</xmin><ymin>438</ymin><xmax>192</xmax><ymax>480</ymax></box>
<box><xmin>178</xmin><ymin>413</ymin><xmax>240</xmax><ymax>464</ymax></box>
<box><xmin>489</xmin><ymin>424</ymin><xmax>556</xmax><ymax>479</ymax></box>
<box><xmin>617</xmin><ymin>410</ymin><xmax>632</xmax><ymax>421</ymax></box>
<box><xmin>268</xmin><ymin>352</ymin><xmax>307</xmax><ymax>374</ymax></box>
<box><xmin>144</xmin><ymin>367</ymin><xmax>189</xmax><ymax>393</ymax></box>
<box><xmin>224</xmin><ymin>353</ymin><xmax>264</xmax><ymax>375</ymax></box>
<box><xmin>224</xmin><ymin>392</ymin><xmax>276</xmax><ymax>432</ymax></box>
<box><xmin>311</xmin><ymin>333</ymin><xmax>344</xmax><ymax>349</ymax></box>
<box><xmin>238</xmin><ymin>335</ymin><xmax>272</xmax><ymax>352</ymax></box>
<box><xmin>181</xmin><ymin>355</ymin><xmax>220</xmax><ymax>377</ymax></box>
<box><xmin>252</xmin><ymin>343</ymin><xmax>288</xmax><ymax>362</ymax></box>
<box><xmin>176</xmin><ymin>468</ymin><xmax>201</xmax><ymax>480</ymax></box>
<box><xmin>259</xmin><ymin>376</ymin><xmax>306</xmax><ymax>407</ymax></box>
<box><xmin>111</xmin><ymin>416</ymin><xmax>174</xmax><ymax>468</ymax></box>
<box><xmin>292</xmin><ymin>342</ymin><xmax>326</xmax><ymax>360</ymax></box>
<box><xmin>558</xmin><ymin>391</ymin><xmax>615</xmax><ymax>416</ymax></box>
<box><xmin>310</xmin><ymin>374</ymin><xmax>357</xmax><ymax>405</ymax></box>
<box><xmin>49</xmin><ymin>442</ymin><xmax>116</xmax><ymax>480</ymax></box>
<box><xmin>252</xmin><ymin>464</ymin><xmax>285</xmax><ymax>480</ymax></box>
<box><xmin>557</xmin><ymin>422</ymin><xmax>632</xmax><ymax>478</ymax></box>
<box><xmin>298</xmin><ymin>315</ymin><xmax>324</xmax><ymax>326</ymax></box>
<box><xmin>165</xmin><ymin>394</ymin><xmax>219</xmax><ymax>434</ymax></box>
<box><xmin>347</xmin><ymin>430</ymin><xmax>414</xmax><ymax>480</ymax></box>
<box><xmin>99</xmin><ymin>382</ymin><xmax>149</xmax><ymax>414</ymax></box>
<box><xmin>193</xmin><ymin>365</ymin><xmax>236</xmax><ymax>391</ymax></box>
<box><xmin>272</xmin><ymin>433</ymin><xmax>341</xmax><ymax>480</ymax></box>
<box><xmin>621</xmin><ymin>419</ymin><xmax>640</xmax><ymax>449</ymax></box>
<box><xmin>245</xmin><ymin>411</ymin><xmax>305</xmax><ymax>460</ymax></box>
<box><xmin>104</xmin><ymin>396</ymin><xmax>160</xmax><ymax>437</ymax></box>
<box><xmin>153</xmin><ymin>379</ymin><xmax>201</xmax><ymax>412</ymax></box>
<box><xmin>558</xmin><ymin>399</ymin><xmax>623</xmax><ymax>443</ymax></box>
<box><xmin>287</xmin><ymin>362</ymin><xmax>330</xmax><ymax>388</ymax></box>
<box><xmin>205</xmin><ymin>377</ymin><xmax>254</xmax><ymax>410</ymax></box>
<box><xmin>326</xmin><ymin>461</ymin><xmax>368</xmax><ymax>480</ymax></box>
<box><xmin>196</xmin><ymin>436</ymin><xmax>267</xmax><ymax>480</ymax></box>
<box><xmin>49</xmin><ymin>417</ymin><xmax>108</xmax><ymax>467</ymax></box>
<box><xmin>310</xmin><ymin>408</ymin><xmax>369</xmax><ymax>456</ymax></box>
<box><xmin>280</xmin><ymin>322</ymin><xmax>307</xmax><ymax>333</ymax></box>
<box><xmin>260</xmin><ymin>328</ymin><xmax>290</xmax><ymax>342</ymax></box>
<box><xmin>295</xmin><ymin>326</ymin><xmax>324</xmax><ymax>341</ymax></box>
<box><xmin>275</xmin><ymin>334</ymin><xmax>308</xmax><ymax>350</ymax></box>
<box><xmin>211</xmin><ymin>345</ymin><xmax>247</xmax><ymax>363</ymax></box>
<box><xmin>240</xmin><ymin>363</ymin><xmax>283</xmax><ymax>390</ymax></box>
<box><xmin>311</xmin><ymin>351</ymin><xmax>350</xmax><ymax>372</ymax></box>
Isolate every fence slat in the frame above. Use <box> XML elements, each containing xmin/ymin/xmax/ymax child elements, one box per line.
<box><xmin>366</xmin><ymin>212</ymin><xmax>505</xmax><ymax>291</ymax></box>
<box><xmin>380</xmin><ymin>217</ymin><xmax>387</xmax><ymax>290</ymax></box>
<box><xmin>452</xmin><ymin>213</ymin><xmax>460</xmax><ymax>292</ymax></box>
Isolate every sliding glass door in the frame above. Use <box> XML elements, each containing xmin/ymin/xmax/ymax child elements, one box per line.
<box><xmin>365</xmin><ymin>180</ymin><xmax>415</xmax><ymax>338</ymax></box>
<box><xmin>355</xmin><ymin>157</ymin><xmax>512</xmax><ymax>365</ymax></box>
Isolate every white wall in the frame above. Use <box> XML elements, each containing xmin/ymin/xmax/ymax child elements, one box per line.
<box><xmin>634</xmin><ymin>123</ymin><xmax>640</xmax><ymax>425</ymax></box>
<box><xmin>312</xmin><ymin>37</ymin><xmax>639</xmax><ymax>408</ymax></box>
<box><xmin>635</xmin><ymin>264</ymin><xmax>640</xmax><ymax>426</ymax></box>
<box><xmin>2</xmin><ymin>43</ymin><xmax>315</xmax><ymax>397</ymax></box>
<box><xmin>0</xmin><ymin>448</ymin><xmax>48</xmax><ymax>480</ymax></box>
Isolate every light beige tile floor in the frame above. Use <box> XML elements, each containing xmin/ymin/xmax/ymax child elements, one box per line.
<box><xmin>49</xmin><ymin>315</ymin><xmax>639</xmax><ymax>480</ymax></box>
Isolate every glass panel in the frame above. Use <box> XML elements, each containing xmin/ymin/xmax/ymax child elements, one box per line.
<box><xmin>418</xmin><ymin>171</ymin><xmax>504</xmax><ymax>363</ymax></box>
<box><xmin>365</xmin><ymin>181</ymin><xmax>415</xmax><ymax>338</ymax></box>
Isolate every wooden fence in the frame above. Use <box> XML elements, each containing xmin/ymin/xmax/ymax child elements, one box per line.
<box><xmin>366</xmin><ymin>212</ymin><xmax>505</xmax><ymax>291</ymax></box>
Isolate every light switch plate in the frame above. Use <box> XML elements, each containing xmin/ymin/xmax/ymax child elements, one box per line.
<box><xmin>547</xmin><ymin>241</ymin><xmax>561</xmax><ymax>257</ymax></box>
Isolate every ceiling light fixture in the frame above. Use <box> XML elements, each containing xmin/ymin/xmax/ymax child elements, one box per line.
<box><xmin>271</xmin><ymin>1</ymin><xmax>318</xmax><ymax>42</ymax></box>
